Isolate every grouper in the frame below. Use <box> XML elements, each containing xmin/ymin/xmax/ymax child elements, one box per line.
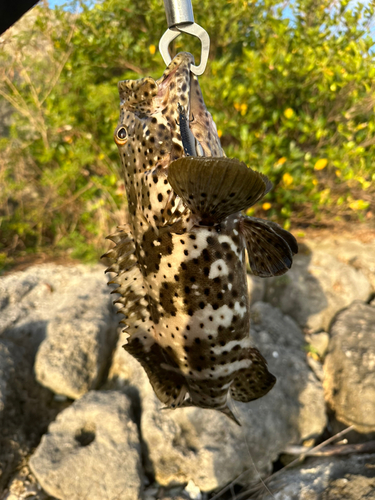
<box><xmin>105</xmin><ymin>52</ymin><xmax>298</xmax><ymax>423</ymax></box>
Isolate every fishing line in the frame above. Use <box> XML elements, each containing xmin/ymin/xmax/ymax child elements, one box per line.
<box><xmin>210</xmin><ymin>401</ymin><xmax>275</xmax><ymax>500</ymax></box>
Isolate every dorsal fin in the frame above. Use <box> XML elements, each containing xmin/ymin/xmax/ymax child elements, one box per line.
<box><xmin>240</xmin><ymin>217</ymin><xmax>298</xmax><ymax>277</ymax></box>
<box><xmin>167</xmin><ymin>157</ymin><xmax>272</xmax><ymax>224</ymax></box>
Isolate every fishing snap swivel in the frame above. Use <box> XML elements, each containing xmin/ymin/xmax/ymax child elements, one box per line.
<box><xmin>159</xmin><ymin>0</ymin><xmax>210</xmax><ymax>76</ymax></box>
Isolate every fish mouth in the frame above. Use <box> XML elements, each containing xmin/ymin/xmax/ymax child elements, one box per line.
<box><xmin>156</xmin><ymin>51</ymin><xmax>195</xmax><ymax>116</ymax></box>
<box><xmin>156</xmin><ymin>52</ymin><xmax>222</xmax><ymax>156</ymax></box>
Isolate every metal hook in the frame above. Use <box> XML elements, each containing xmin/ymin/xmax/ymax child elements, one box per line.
<box><xmin>159</xmin><ymin>0</ymin><xmax>210</xmax><ymax>76</ymax></box>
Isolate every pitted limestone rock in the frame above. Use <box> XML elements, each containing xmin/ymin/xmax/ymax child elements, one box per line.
<box><xmin>29</xmin><ymin>391</ymin><xmax>143</xmax><ymax>500</ymax></box>
<box><xmin>324</xmin><ymin>301</ymin><xmax>375</xmax><ymax>433</ymax></box>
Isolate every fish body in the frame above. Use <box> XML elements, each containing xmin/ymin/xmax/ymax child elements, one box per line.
<box><xmin>106</xmin><ymin>52</ymin><xmax>297</xmax><ymax>422</ymax></box>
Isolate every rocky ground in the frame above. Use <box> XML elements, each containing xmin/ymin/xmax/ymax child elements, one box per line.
<box><xmin>0</xmin><ymin>232</ymin><xmax>375</xmax><ymax>500</ymax></box>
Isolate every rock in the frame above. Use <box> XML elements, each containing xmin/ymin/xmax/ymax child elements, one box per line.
<box><xmin>264</xmin><ymin>246</ymin><xmax>371</xmax><ymax>332</ymax></box>
<box><xmin>107</xmin><ymin>302</ymin><xmax>326</xmax><ymax>492</ymax></box>
<box><xmin>0</xmin><ymin>341</ymin><xmax>14</xmax><ymax>414</ymax></box>
<box><xmin>183</xmin><ymin>480</ymin><xmax>202</xmax><ymax>500</ymax></box>
<box><xmin>0</xmin><ymin>264</ymin><xmax>117</xmax><ymax>357</ymax></box>
<box><xmin>29</xmin><ymin>391</ymin><xmax>143</xmax><ymax>500</ymax></box>
<box><xmin>35</xmin><ymin>315</ymin><xmax>116</xmax><ymax>400</ymax></box>
<box><xmin>306</xmin><ymin>236</ymin><xmax>375</xmax><ymax>291</ymax></box>
<box><xmin>0</xmin><ymin>338</ymin><xmax>62</xmax><ymax>494</ymax></box>
<box><xmin>1</xmin><ymin>465</ymin><xmax>50</xmax><ymax>500</ymax></box>
<box><xmin>323</xmin><ymin>301</ymin><xmax>375</xmax><ymax>433</ymax></box>
<box><xmin>0</xmin><ymin>264</ymin><xmax>118</xmax><ymax>398</ymax></box>
<box><xmin>267</xmin><ymin>453</ymin><xmax>375</xmax><ymax>499</ymax></box>
<box><xmin>247</xmin><ymin>274</ymin><xmax>265</xmax><ymax>304</ymax></box>
<box><xmin>306</xmin><ymin>332</ymin><xmax>330</xmax><ymax>358</ymax></box>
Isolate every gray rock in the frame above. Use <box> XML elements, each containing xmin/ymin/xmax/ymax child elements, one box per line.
<box><xmin>247</xmin><ymin>274</ymin><xmax>265</xmax><ymax>304</ymax></box>
<box><xmin>29</xmin><ymin>391</ymin><xmax>143</xmax><ymax>500</ymax></box>
<box><xmin>267</xmin><ymin>453</ymin><xmax>375</xmax><ymax>499</ymax></box>
<box><xmin>35</xmin><ymin>315</ymin><xmax>116</xmax><ymax>400</ymax></box>
<box><xmin>0</xmin><ymin>341</ymin><xmax>14</xmax><ymax>413</ymax></box>
<box><xmin>0</xmin><ymin>338</ymin><xmax>60</xmax><ymax>493</ymax></box>
<box><xmin>0</xmin><ymin>264</ymin><xmax>118</xmax><ymax>398</ymax></box>
<box><xmin>1</xmin><ymin>464</ymin><xmax>51</xmax><ymax>500</ymax></box>
<box><xmin>264</xmin><ymin>247</ymin><xmax>371</xmax><ymax>332</ymax></box>
<box><xmin>324</xmin><ymin>301</ymin><xmax>375</xmax><ymax>433</ymax></box>
<box><xmin>306</xmin><ymin>236</ymin><xmax>375</xmax><ymax>291</ymax></box>
<box><xmin>0</xmin><ymin>264</ymin><xmax>116</xmax><ymax>356</ymax></box>
<box><xmin>107</xmin><ymin>302</ymin><xmax>326</xmax><ymax>492</ymax></box>
<box><xmin>306</xmin><ymin>332</ymin><xmax>330</xmax><ymax>358</ymax></box>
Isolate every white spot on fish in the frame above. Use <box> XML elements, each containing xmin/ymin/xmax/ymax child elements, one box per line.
<box><xmin>234</xmin><ymin>301</ymin><xmax>246</xmax><ymax>317</ymax></box>
<box><xmin>209</xmin><ymin>259</ymin><xmax>228</xmax><ymax>279</ymax></box>
<box><xmin>153</xmin><ymin>240</ymin><xmax>161</xmax><ymax>246</ymax></box>
<box><xmin>217</xmin><ymin>235</ymin><xmax>241</xmax><ymax>256</ymax></box>
<box><xmin>211</xmin><ymin>337</ymin><xmax>252</xmax><ymax>355</ymax></box>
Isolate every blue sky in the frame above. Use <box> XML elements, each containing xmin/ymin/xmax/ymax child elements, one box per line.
<box><xmin>48</xmin><ymin>0</ymin><xmax>372</xmax><ymax>10</ymax></box>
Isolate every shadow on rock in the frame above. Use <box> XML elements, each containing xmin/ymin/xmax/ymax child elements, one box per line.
<box><xmin>263</xmin><ymin>244</ymin><xmax>328</xmax><ymax>332</ymax></box>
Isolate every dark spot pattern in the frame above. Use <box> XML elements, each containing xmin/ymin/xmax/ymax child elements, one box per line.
<box><xmin>109</xmin><ymin>52</ymin><xmax>276</xmax><ymax>419</ymax></box>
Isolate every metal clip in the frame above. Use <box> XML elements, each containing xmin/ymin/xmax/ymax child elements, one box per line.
<box><xmin>159</xmin><ymin>0</ymin><xmax>210</xmax><ymax>76</ymax></box>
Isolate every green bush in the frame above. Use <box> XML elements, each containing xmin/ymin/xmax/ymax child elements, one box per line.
<box><xmin>0</xmin><ymin>0</ymin><xmax>374</xmax><ymax>270</ymax></box>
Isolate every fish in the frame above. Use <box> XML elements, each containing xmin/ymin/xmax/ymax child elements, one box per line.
<box><xmin>104</xmin><ymin>52</ymin><xmax>298</xmax><ymax>424</ymax></box>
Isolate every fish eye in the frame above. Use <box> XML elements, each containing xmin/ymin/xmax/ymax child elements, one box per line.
<box><xmin>114</xmin><ymin>125</ymin><xmax>128</xmax><ymax>145</ymax></box>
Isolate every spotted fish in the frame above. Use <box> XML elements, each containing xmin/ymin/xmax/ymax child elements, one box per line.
<box><xmin>105</xmin><ymin>52</ymin><xmax>298</xmax><ymax>423</ymax></box>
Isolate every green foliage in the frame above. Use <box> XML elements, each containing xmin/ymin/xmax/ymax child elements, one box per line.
<box><xmin>0</xmin><ymin>0</ymin><xmax>374</xmax><ymax>269</ymax></box>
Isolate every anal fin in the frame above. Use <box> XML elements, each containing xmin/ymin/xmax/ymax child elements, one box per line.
<box><xmin>167</xmin><ymin>157</ymin><xmax>272</xmax><ymax>224</ymax></box>
<box><xmin>125</xmin><ymin>337</ymin><xmax>188</xmax><ymax>408</ymax></box>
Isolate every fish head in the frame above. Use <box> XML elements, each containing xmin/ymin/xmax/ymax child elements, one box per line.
<box><xmin>114</xmin><ymin>53</ymin><xmax>224</xmax><ymax>217</ymax></box>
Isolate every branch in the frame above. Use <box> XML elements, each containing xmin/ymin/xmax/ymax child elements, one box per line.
<box><xmin>40</xmin><ymin>20</ymin><xmax>77</xmax><ymax>105</ymax></box>
<box><xmin>232</xmin><ymin>426</ymin><xmax>355</xmax><ymax>500</ymax></box>
<box><xmin>283</xmin><ymin>440</ymin><xmax>375</xmax><ymax>457</ymax></box>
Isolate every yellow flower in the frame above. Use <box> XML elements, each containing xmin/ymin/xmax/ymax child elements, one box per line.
<box><xmin>284</xmin><ymin>108</ymin><xmax>294</xmax><ymax>119</ymax></box>
<box><xmin>312</xmin><ymin>179</ymin><xmax>318</xmax><ymax>186</ymax></box>
<box><xmin>275</xmin><ymin>157</ymin><xmax>287</xmax><ymax>166</ymax></box>
<box><xmin>349</xmin><ymin>200</ymin><xmax>370</xmax><ymax>211</ymax></box>
<box><xmin>240</xmin><ymin>103</ymin><xmax>248</xmax><ymax>116</ymax></box>
<box><xmin>314</xmin><ymin>158</ymin><xmax>328</xmax><ymax>170</ymax></box>
<box><xmin>234</xmin><ymin>103</ymin><xmax>241</xmax><ymax>111</ymax></box>
<box><xmin>262</xmin><ymin>202</ymin><xmax>271</xmax><ymax>210</ymax></box>
<box><xmin>217</xmin><ymin>129</ymin><xmax>223</xmax><ymax>138</ymax></box>
<box><xmin>149</xmin><ymin>44</ymin><xmax>156</xmax><ymax>55</ymax></box>
<box><xmin>282</xmin><ymin>172</ymin><xmax>293</xmax><ymax>186</ymax></box>
<box><xmin>335</xmin><ymin>170</ymin><xmax>341</xmax><ymax>177</ymax></box>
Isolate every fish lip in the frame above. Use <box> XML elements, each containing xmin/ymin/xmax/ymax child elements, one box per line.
<box><xmin>156</xmin><ymin>52</ymin><xmax>195</xmax><ymax>109</ymax></box>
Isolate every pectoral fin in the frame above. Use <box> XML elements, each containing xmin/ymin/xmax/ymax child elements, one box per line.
<box><xmin>167</xmin><ymin>157</ymin><xmax>272</xmax><ymax>224</ymax></box>
<box><xmin>240</xmin><ymin>217</ymin><xmax>298</xmax><ymax>277</ymax></box>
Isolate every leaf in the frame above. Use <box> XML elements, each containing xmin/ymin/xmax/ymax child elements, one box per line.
<box><xmin>349</xmin><ymin>200</ymin><xmax>370</xmax><ymax>211</ymax></box>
